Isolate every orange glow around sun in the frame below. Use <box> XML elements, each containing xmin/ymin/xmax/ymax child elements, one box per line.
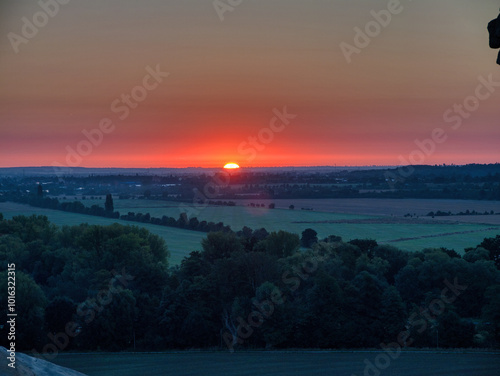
<box><xmin>223</xmin><ymin>162</ymin><xmax>240</xmax><ymax>169</ymax></box>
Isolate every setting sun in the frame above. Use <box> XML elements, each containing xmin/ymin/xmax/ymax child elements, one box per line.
<box><xmin>223</xmin><ymin>162</ymin><xmax>240</xmax><ymax>169</ymax></box>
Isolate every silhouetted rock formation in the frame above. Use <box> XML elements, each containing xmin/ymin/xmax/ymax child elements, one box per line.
<box><xmin>0</xmin><ymin>347</ymin><xmax>88</xmax><ymax>376</ymax></box>
<box><xmin>488</xmin><ymin>12</ymin><xmax>500</xmax><ymax>64</ymax></box>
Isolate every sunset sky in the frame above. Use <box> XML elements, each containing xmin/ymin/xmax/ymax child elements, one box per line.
<box><xmin>1</xmin><ymin>0</ymin><xmax>499</xmax><ymax>168</ymax></box>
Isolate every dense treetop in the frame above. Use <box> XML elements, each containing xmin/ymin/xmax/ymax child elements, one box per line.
<box><xmin>0</xmin><ymin>214</ymin><xmax>498</xmax><ymax>352</ymax></box>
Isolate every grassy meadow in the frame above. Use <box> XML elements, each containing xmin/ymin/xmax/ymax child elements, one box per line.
<box><xmin>0</xmin><ymin>202</ymin><xmax>205</xmax><ymax>265</ymax></box>
<box><xmin>81</xmin><ymin>197</ymin><xmax>500</xmax><ymax>253</ymax></box>
<box><xmin>2</xmin><ymin>197</ymin><xmax>499</xmax><ymax>265</ymax></box>
<box><xmin>49</xmin><ymin>351</ymin><xmax>500</xmax><ymax>376</ymax></box>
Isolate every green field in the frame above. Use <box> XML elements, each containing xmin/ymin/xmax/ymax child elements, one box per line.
<box><xmin>0</xmin><ymin>202</ymin><xmax>205</xmax><ymax>265</ymax></box>
<box><xmin>230</xmin><ymin>198</ymin><xmax>500</xmax><ymax>218</ymax></box>
<box><xmin>49</xmin><ymin>351</ymin><xmax>500</xmax><ymax>376</ymax></box>
<box><xmin>81</xmin><ymin>198</ymin><xmax>499</xmax><ymax>254</ymax></box>
<box><xmin>2</xmin><ymin>198</ymin><xmax>500</xmax><ymax>265</ymax></box>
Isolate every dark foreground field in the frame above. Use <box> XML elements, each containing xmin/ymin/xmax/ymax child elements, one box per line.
<box><xmin>50</xmin><ymin>351</ymin><xmax>500</xmax><ymax>376</ymax></box>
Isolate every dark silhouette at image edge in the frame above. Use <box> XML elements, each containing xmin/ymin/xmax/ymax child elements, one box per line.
<box><xmin>487</xmin><ymin>11</ymin><xmax>500</xmax><ymax>65</ymax></box>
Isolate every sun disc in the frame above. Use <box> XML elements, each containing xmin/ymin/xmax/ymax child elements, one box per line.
<box><xmin>223</xmin><ymin>162</ymin><xmax>240</xmax><ymax>169</ymax></box>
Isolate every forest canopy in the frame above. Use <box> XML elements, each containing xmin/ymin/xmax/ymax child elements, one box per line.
<box><xmin>0</xmin><ymin>214</ymin><xmax>499</xmax><ymax>352</ymax></box>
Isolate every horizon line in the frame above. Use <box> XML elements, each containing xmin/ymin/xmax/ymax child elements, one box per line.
<box><xmin>1</xmin><ymin>162</ymin><xmax>499</xmax><ymax>170</ymax></box>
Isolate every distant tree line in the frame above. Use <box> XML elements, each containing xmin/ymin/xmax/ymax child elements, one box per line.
<box><xmin>427</xmin><ymin>210</ymin><xmax>498</xmax><ymax>217</ymax></box>
<box><xmin>3</xmin><ymin>191</ymin><xmax>244</xmax><ymax>235</ymax></box>
<box><xmin>2</xmin><ymin>164</ymin><xmax>500</xmax><ymax>205</ymax></box>
<box><xmin>6</xmin><ymin>193</ymin><xmax>121</xmax><ymax>219</ymax></box>
<box><xmin>0</xmin><ymin>214</ymin><xmax>499</xmax><ymax>353</ymax></box>
<box><xmin>247</xmin><ymin>202</ymin><xmax>275</xmax><ymax>209</ymax></box>
<box><xmin>208</xmin><ymin>200</ymin><xmax>236</xmax><ymax>206</ymax></box>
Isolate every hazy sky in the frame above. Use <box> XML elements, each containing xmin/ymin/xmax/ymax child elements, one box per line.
<box><xmin>1</xmin><ymin>0</ymin><xmax>499</xmax><ymax>168</ymax></box>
